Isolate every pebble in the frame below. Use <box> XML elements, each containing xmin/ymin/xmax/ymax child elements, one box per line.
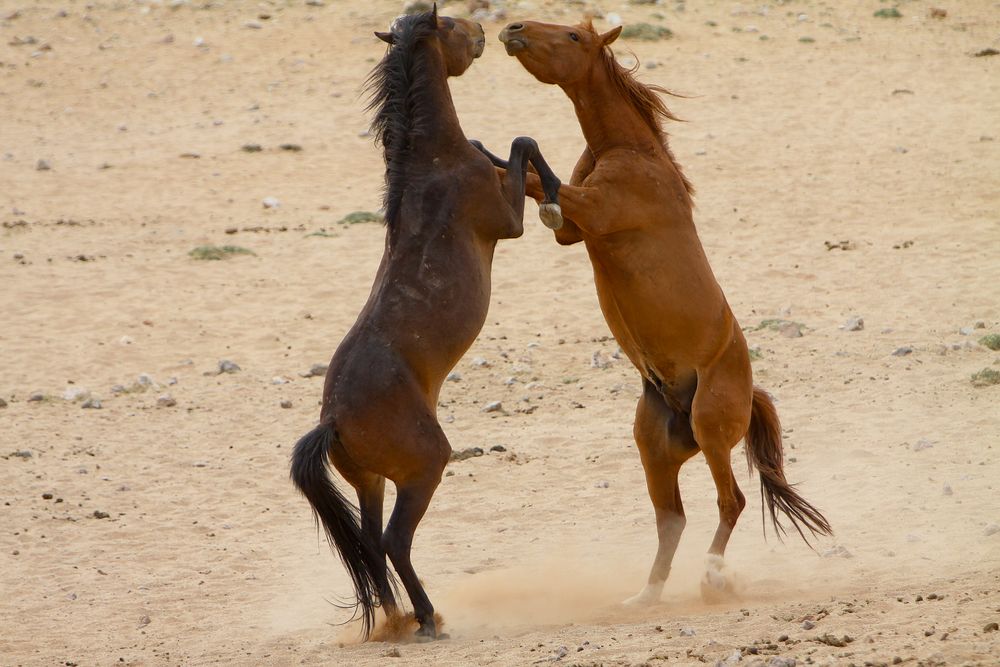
<box><xmin>81</xmin><ymin>397</ymin><xmax>102</xmax><ymax>409</ymax></box>
<box><xmin>0</xmin><ymin>398</ymin><xmax>6</xmax><ymax>408</ymax></box>
<box><xmin>157</xmin><ymin>394</ymin><xmax>177</xmax><ymax>408</ymax></box>
<box><xmin>489</xmin><ymin>445</ymin><xmax>507</xmax><ymax>453</ymax></box>
<box><xmin>93</xmin><ymin>510</ymin><xmax>110</xmax><ymax>519</ymax></box>
<box><xmin>299</xmin><ymin>363</ymin><xmax>326</xmax><ymax>378</ymax></box>
<box><xmin>262</xmin><ymin>196</ymin><xmax>281</xmax><ymax>209</ymax></box>
<box><xmin>138</xmin><ymin>615</ymin><xmax>151</xmax><ymax>628</ymax></box>
<box><xmin>679</xmin><ymin>627</ymin><xmax>696</xmax><ymax>636</ymax></box>
<box><xmin>821</xmin><ymin>545</ymin><xmax>852</xmax><ymax>558</ymax></box>
<box><xmin>193</xmin><ymin>461</ymin><xmax>209</xmax><ymax>467</ymax></box>
<box><xmin>842</xmin><ymin>317</ymin><xmax>864</xmax><ymax>331</ymax></box>
<box><xmin>218</xmin><ymin>359</ymin><xmax>241</xmax><ymax>373</ymax></box>
<box><xmin>446</xmin><ymin>371</ymin><xmax>462</xmax><ymax>382</ymax></box>
<box><xmin>111</xmin><ymin>384</ymin><xmax>127</xmax><ymax>394</ymax></box>
<box><xmin>779</xmin><ymin>322</ymin><xmax>803</xmax><ymax>338</ymax></box>
<box><xmin>591</xmin><ymin>351</ymin><xmax>612</xmax><ymax>369</ymax></box>
<box><xmin>119</xmin><ymin>335</ymin><xmax>134</xmax><ymax>345</ymax></box>
<box><xmin>137</xmin><ymin>373</ymin><xmax>155</xmax><ymax>387</ymax></box>
<box><xmin>245</xmin><ymin>20</ymin><xmax>263</xmax><ymax>29</ymax></box>
<box><xmin>280</xmin><ymin>400</ymin><xmax>292</xmax><ymax>409</ymax></box>
<box><xmin>801</xmin><ymin>619</ymin><xmax>815</xmax><ymax>630</ymax></box>
<box><xmin>482</xmin><ymin>401</ymin><xmax>503</xmax><ymax>413</ymax></box>
<box><xmin>892</xmin><ymin>346</ymin><xmax>913</xmax><ymax>356</ymax></box>
<box><xmin>942</xmin><ymin>483</ymin><xmax>952</xmax><ymax>496</ymax></box>
<box><xmin>63</xmin><ymin>387</ymin><xmax>89</xmax><ymax>402</ymax></box>
<box><xmin>768</xmin><ymin>659</ymin><xmax>796</xmax><ymax>667</ymax></box>
<box><xmin>271</xmin><ymin>376</ymin><xmax>289</xmax><ymax>385</ymax></box>
<box><xmin>984</xmin><ymin>523</ymin><xmax>999</xmax><ymax>536</ymax></box>
<box><xmin>595</xmin><ymin>480</ymin><xmax>610</xmax><ymax>488</ymax></box>
<box><xmin>12</xmin><ymin>450</ymin><xmax>32</xmax><ymax>459</ymax></box>
<box><xmin>306</xmin><ymin>0</ymin><xmax>325</xmax><ymax>6</ymax></box>
<box><xmin>471</xmin><ymin>357</ymin><xmax>490</xmax><ymax>368</ymax></box>
<box><xmin>28</xmin><ymin>392</ymin><xmax>45</xmax><ymax>402</ymax></box>
<box><xmin>42</xmin><ymin>492</ymin><xmax>53</xmax><ymax>500</ymax></box>
<box><xmin>450</xmin><ymin>447</ymin><xmax>484</xmax><ymax>462</ymax></box>
<box><xmin>959</xmin><ymin>326</ymin><xmax>974</xmax><ymax>336</ymax></box>
<box><xmin>912</xmin><ymin>438</ymin><xmax>934</xmax><ymax>451</ymax></box>
<box><xmin>36</xmin><ymin>159</ymin><xmax>51</xmax><ymax>171</ymax></box>
<box><xmin>984</xmin><ymin>622</ymin><xmax>999</xmax><ymax>632</ymax></box>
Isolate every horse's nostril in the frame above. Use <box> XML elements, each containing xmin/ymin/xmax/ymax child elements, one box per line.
<box><xmin>507</xmin><ymin>23</ymin><xmax>524</xmax><ymax>32</ymax></box>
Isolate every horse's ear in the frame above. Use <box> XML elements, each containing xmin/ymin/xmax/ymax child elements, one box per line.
<box><xmin>374</xmin><ymin>31</ymin><xmax>395</xmax><ymax>45</ymax></box>
<box><xmin>600</xmin><ymin>25</ymin><xmax>623</xmax><ymax>46</ymax></box>
<box><xmin>431</xmin><ymin>3</ymin><xmax>438</xmax><ymax>22</ymax></box>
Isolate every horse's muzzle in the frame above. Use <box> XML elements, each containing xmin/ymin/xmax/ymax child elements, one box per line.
<box><xmin>498</xmin><ymin>28</ymin><xmax>526</xmax><ymax>55</ymax></box>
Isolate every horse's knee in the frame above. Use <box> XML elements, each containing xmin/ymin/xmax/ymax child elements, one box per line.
<box><xmin>717</xmin><ymin>495</ymin><xmax>744</xmax><ymax>528</ymax></box>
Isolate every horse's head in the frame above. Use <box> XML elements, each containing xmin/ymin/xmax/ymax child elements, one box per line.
<box><xmin>376</xmin><ymin>6</ymin><xmax>485</xmax><ymax>77</ymax></box>
<box><xmin>498</xmin><ymin>20</ymin><xmax>622</xmax><ymax>85</ymax></box>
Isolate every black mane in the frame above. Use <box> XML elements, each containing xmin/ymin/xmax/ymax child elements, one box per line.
<box><xmin>364</xmin><ymin>11</ymin><xmax>442</xmax><ymax>227</ymax></box>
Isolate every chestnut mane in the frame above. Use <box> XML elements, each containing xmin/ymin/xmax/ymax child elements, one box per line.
<box><xmin>587</xmin><ymin>21</ymin><xmax>694</xmax><ymax>198</ymax></box>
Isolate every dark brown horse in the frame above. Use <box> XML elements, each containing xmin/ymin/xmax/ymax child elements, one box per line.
<box><xmin>497</xmin><ymin>19</ymin><xmax>832</xmax><ymax>605</ymax></box>
<box><xmin>290</xmin><ymin>9</ymin><xmax>561</xmax><ymax>640</ymax></box>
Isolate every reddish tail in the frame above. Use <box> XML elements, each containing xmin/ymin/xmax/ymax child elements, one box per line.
<box><xmin>745</xmin><ymin>387</ymin><xmax>833</xmax><ymax>544</ymax></box>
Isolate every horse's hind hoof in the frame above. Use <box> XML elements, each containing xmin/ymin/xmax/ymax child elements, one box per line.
<box><xmin>700</xmin><ymin>555</ymin><xmax>741</xmax><ymax>604</ymax></box>
<box><xmin>539</xmin><ymin>202</ymin><xmax>563</xmax><ymax>230</ymax></box>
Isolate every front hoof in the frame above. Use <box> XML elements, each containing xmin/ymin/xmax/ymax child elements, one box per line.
<box><xmin>538</xmin><ymin>202</ymin><xmax>563</xmax><ymax>230</ymax></box>
<box><xmin>622</xmin><ymin>582</ymin><xmax>663</xmax><ymax>607</ymax></box>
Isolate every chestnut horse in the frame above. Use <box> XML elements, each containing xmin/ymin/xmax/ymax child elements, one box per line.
<box><xmin>290</xmin><ymin>8</ymin><xmax>561</xmax><ymax>640</ymax></box>
<box><xmin>497</xmin><ymin>20</ymin><xmax>832</xmax><ymax>605</ymax></box>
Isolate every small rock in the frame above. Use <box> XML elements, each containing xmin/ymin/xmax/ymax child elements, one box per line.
<box><xmin>271</xmin><ymin>376</ymin><xmax>289</xmax><ymax>385</ymax></box>
<box><xmin>0</xmin><ymin>398</ymin><xmax>6</xmax><ymax>408</ymax></box>
<box><xmin>36</xmin><ymin>159</ymin><xmax>51</xmax><ymax>171</ymax></box>
<box><xmin>93</xmin><ymin>510</ymin><xmax>110</xmax><ymax>519</ymax></box>
<box><xmin>912</xmin><ymin>438</ymin><xmax>934</xmax><ymax>452</ymax></box>
<box><xmin>245</xmin><ymin>20</ymin><xmax>263</xmax><ymax>29</ymax></box>
<box><xmin>471</xmin><ymin>357</ymin><xmax>490</xmax><ymax>368</ymax></box>
<box><xmin>218</xmin><ymin>359</ymin><xmax>241</xmax><ymax>374</ymax></box>
<box><xmin>489</xmin><ymin>445</ymin><xmax>507</xmax><ymax>453</ymax></box>
<box><xmin>779</xmin><ymin>322</ymin><xmax>803</xmax><ymax>338</ymax></box>
<box><xmin>959</xmin><ymin>326</ymin><xmax>974</xmax><ymax>336</ymax></box>
<box><xmin>679</xmin><ymin>627</ymin><xmax>696</xmax><ymax>637</ymax></box>
<box><xmin>842</xmin><ymin>317</ymin><xmax>864</xmax><ymax>332</ymax></box>
<box><xmin>193</xmin><ymin>461</ymin><xmax>209</xmax><ymax>468</ymax></box>
<box><xmin>12</xmin><ymin>450</ymin><xmax>32</xmax><ymax>459</ymax></box>
<box><xmin>136</xmin><ymin>373</ymin><xmax>155</xmax><ymax>387</ymax></box>
<box><xmin>81</xmin><ymin>398</ymin><xmax>102</xmax><ymax>409</ymax></box>
<box><xmin>157</xmin><ymin>394</ymin><xmax>177</xmax><ymax>408</ymax></box>
<box><xmin>42</xmin><ymin>492</ymin><xmax>53</xmax><ymax>500</ymax></box>
<box><xmin>62</xmin><ymin>387</ymin><xmax>89</xmax><ymax>402</ymax></box>
<box><xmin>801</xmin><ymin>620</ymin><xmax>816</xmax><ymax>630</ymax></box>
<box><xmin>306</xmin><ymin>0</ymin><xmax>325</xmax><ymax>6</ymax></box>
<box><xmin>280</xmin><ymin>400</ymin><xmax>293</xmax><ymax>409</ymax></box>
<box><xmin>892</xmin><ymin>346</ymin><xmax>913</xmax><ymax>356</ymax></box>
<box><xmin>299</xmin><ymin>363</ymin><xmax>326</xmax><ymax>378</ymax></box>
<box><xmin>984</xmin><ymin>622</ymin><xmax>999</xmax><ymax>632</ymax></box>
<box><xmin>942</xmin><ymin>483</ymin><xmax>952</xmax><ymax>496</ymax></box>
<box><xmin>262</xmin><ymin>196</ymin><xmax>281</xmax><ymax>209</ymax></box>
<box><xmin>383</xmin><ymin>646</ymin><xmax>401</xmax><ymax>658</ymax></box>
<box><xmin>591</xmin><ymin>351</ymin><xmax>612</xmax><ymax>369</ymax></box>
<box><xmin>138</xmin><ymin>615</ymin><xmax>151</xmax><ymax>628</ymax></box>
<box><xmin>821</xmin><ymin>545</ymin><xmax>852</xmax><ymax>559</ymax></box>
<box><xmin>984</xmin><ymin>523</ymin><xmax>1000</xmax><ymax>537</ymax></box>
<box><xmin>241</xmin><ymin>143</ymin><xmax>263</xmax><ymax>152</ymax></box>
<box><xmin>450</xmin><ymin>447</ymin><xmax>484</xmax><ymax>462</ymax></box>
<box><xmin>28</xmin><ymin>392</ymin><xmax>45</xmax><ymax>402</ymax></box>
<box><xmin>482</xmin><ymin>401</ymin><xmax>503</xmax><ymax>413</ymax></box>
<box><xmin>974</xmin><ymin>321</ymin><xmax>986</xmax><ymax>329</ymax></box>
<box><xmin>111</xmin><ymin>384</ymin><xmax>127</xmax><ymax>394</ymax></box>
<box><xmin>768</xmin><ymin>659</ymin><xmax>796</xmax><ymax>667</ymax></box>
<box><xmin>446</xmin><ymin>371</ymin><xmax>462</xmax><ymax>382</ymax></box>
<box><xmin>595</xmin><ymin>480</ymin><xmax>610</xmax><ymax>488</ymax></box>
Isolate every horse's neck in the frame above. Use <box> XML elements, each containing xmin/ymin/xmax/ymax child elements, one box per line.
<box><xmin>408</xmin><ymin>50</ymin><xmax>467</xmax><ymax>157</ymax></box>
<box><xmin>563</xmin><ymin>66</ymin><xmax>657</xmax><ymax>155</ymax></box>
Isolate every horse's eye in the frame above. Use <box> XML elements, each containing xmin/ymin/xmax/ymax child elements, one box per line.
<box><xmin>569</xmin><ymin>32</ymin><xmax>579</xmax><ymax>41</ymax></box>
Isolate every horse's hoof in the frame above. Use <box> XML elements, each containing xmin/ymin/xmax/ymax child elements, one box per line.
<box><xmin>539</xmin><ymin>202</ymin><xmax>563</xmax><ymax>230</ymax></box>
<box><xmin>437</xmin><ymin>632</ymin><xmax>451</xmax><ymax>640</ymax></box>
<box><xmin>622</xmin><ymin>582</ymin><xmax>663</xmax><ymax>607</ymax></box>
<box><xmin>700</xmin><ymin>555</ymin><xmax>740</xmax><ymax>604</ymax></box>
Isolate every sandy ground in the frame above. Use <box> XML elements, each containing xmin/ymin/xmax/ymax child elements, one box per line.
<box><xmin>2</xmin><ymin>0</ymin><xmax>999</xmax><ymax>665</ymax></box>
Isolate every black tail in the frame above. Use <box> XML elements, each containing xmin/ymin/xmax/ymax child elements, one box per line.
<box><xmin>290</xmin><ymin>425</ymin><xmax>398</xmax><ymax>638</ymax></box>
<box><xmin>745</xmin><ymin>387</ymin><xmax>833</xmax><ymax>545</ymax></box>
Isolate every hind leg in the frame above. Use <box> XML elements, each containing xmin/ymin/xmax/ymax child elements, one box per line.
<box><xmin>378</xmin><ymin>423</ymin><xmax>451</xmax><ymax>640</ymax></box>
<box><xmin>691</xmin><ymin>352</ymin><xmax>753</xmax><ymax>601</ymax></box>
<box><xmin>327</xmin><ymin>438</ymin><xmax>399</xmax><ymax>615</ymax></box>
<box><xmin>624</xmin><ymin>380</ymin><xmax>699</xmax><ymax>606</ymax></box>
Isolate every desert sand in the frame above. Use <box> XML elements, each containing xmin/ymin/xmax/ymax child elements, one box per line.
<box><xmin>2</xmin><ymin>1</ymin><xmax>999</xmax><ymax>665</ymax></box>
